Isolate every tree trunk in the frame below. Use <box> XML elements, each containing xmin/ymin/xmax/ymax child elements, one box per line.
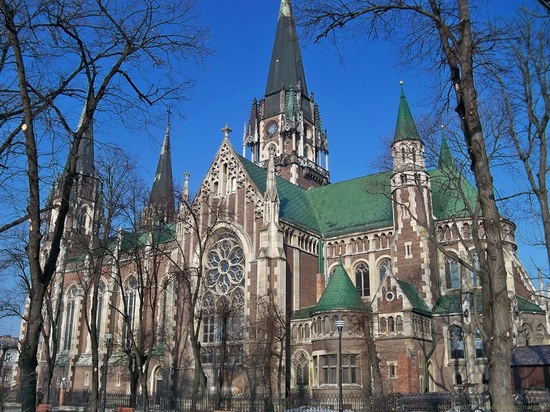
<box><xmin>188</xmin><ymin>330</ymin><xmax>207</xmax><ymax>412</ymax></box>
<box><xmin>442</xmin><ymin>1</ymin><xmax>515</xmax><ymax>410</ymax></box>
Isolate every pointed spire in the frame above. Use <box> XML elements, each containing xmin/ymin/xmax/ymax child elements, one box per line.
<box><xmin>265</xmin><ymin>0</ymin><xmax>308</xmax><ymax>96</ymax></box>
<box><xmin>393</xmin><ymin>81</ymin><xmax>421</xmax><ymax>143</ymax></box>
<box><xmin>72</xmin><ymin>102</ymin><xmax>95</xmax><ymax>178</ymax></box>
<box><xmin>149</xmin><ymin>110</ymin><xmax>175</xmax><ymax>220</ymax></box>
<box><xmin>311</xmin><ymin>262</ymin><xmax>365</xmax><ymax>314</ymax></box>
<box><xmin>438</xmin><ymin>130</ymin><xmax>455</xmax><ymax>170</ymax></box>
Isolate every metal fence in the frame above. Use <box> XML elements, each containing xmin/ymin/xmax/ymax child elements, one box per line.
<box><xmin>4</xmin><ymin>388</ymin><xmax>550</xmax><ymax>411</ymax></box>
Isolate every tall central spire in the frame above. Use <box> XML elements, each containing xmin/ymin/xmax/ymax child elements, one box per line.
<box><xmin>265</xmin><ymin>0</ymin><xmax>307</xmax><ymax>97</ymax></box>
<box><xmin>243</xmin><ymin>0</ymin><xmax>329</xmax><ymax>189</ymax></box>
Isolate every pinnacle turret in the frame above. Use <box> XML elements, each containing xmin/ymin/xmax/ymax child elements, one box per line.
<box><xmin>438</xmin><ymin>135</ymin><xmax>455</xmax><ymax>171</ymax></box>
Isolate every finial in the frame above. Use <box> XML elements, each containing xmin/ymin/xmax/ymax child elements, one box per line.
<box><xmin>400</xmin><ymin>80</ymin><xmax>405</xmax><ymax>97</ymax></box>
<box><xmin>222</xmin><ymin>124</ymin><xmax>232</xmax><ymax>139</ymax></box>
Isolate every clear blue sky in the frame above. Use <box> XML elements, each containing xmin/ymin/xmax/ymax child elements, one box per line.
<box><xmin>1</xmin><ymin>0</ymin><xmax>546</xmax><ymax>336</ymax></box>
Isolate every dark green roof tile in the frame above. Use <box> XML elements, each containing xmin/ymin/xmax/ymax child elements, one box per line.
<box><xmin>433</xmin><ymin>292</ymin><xmax>544</xmax><ymax>316</ymax></box>
<box><xmin>397</xmin><ymin>280</ymin><xmax>432</xmax><ymax>316</ymax></box>
<box><xmin>291</xmin><ymin>306</ymin><xmax>316</xmax><ymax>320</ymax></box>
<box><xmin>307</xmin><ymin>172</ymin><xmax>394</xmax><ymax>237</ymax></box>
<box><xmin>517</xmin><ymin>295</ymin><xmax>545</xmax><ymax>314</ymax></box>
<box><xmin>311</xmin><ymin>262</ymin><xmax>365</xmax><ymax>314</ymax></box>
<box><xmin>393</xmin><ymin>85</ymin><xmax>421</xmax><ymax>143</ymax></box>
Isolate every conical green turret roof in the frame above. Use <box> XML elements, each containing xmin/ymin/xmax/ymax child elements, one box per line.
<box><xmin>393</xmin><ymin>83</ymin><xmax>421</xmax><ymax>143</ymax></box>
<box><xmin>311</xmin><ymin>262</ymin><xmax>365</xmax><ymax>314</ymax></box>
<box><xmin>438</xmin><ymin>136</ymin><xmax>454</xmax><ymax>171</ymax></box>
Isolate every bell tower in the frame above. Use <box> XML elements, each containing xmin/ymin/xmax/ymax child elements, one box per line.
<box><xmin>242</xmin><ymin>0</ymin><xmax>329</xmax><ymax>189</ymax></box>
<box><xmin>390</xmin><ymin>83</ymin><xmax>437</xmax><ymax>304</ymax></box>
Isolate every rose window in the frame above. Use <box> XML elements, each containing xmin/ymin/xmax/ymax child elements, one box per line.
<box><xmin>206</xmin><ymin>234</ymin><xmax>244</xmax><ymax>295</ymax></box>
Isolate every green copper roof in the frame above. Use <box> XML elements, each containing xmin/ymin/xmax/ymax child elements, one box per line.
<box><xmin>239</xmin><ymin>155</ymin><xmax>322</xmax><ymax>233</ymax></box>
<box><xmin>393</xmin><ymin>84</ymin><xmax>421</xmax><ymax>143</ymax></box>
<box><xmin>430</xmin><ymin>168</ymin><xmax>478</xmax><ymax>220</ymax></box>
<box><xmin>311</xmin><ymin>262</ymin><xmax>365</xmax><ymax>314</ymax></box>
<box><xmin>438</xmin><ymin>137</ymin><xmax>454</xmax><ymax>171</ymax></box>
<box><xmin>239</xmin><ymin>154</ymin><xmax>394</xmax><ymax>236</ymax></box>
<box><xmin>433</xmin><ymin>292</ymin><xmax>544</xmax><ymax>316</ymax></box>
<box><xmin>433</xmin><ymin>291</ymin><xmax>479</xmax><ymax>315</ymax></box>
<box><xmin>239</xmin><ymin>153</ymin><xmax>479</xmax><ymax>237</ymax></box>
<box><xmin>397</xmin><ymin>280</ymin><xmax>432</xmax><ymax>316</ymax></box>
<box><xmin>291</xmin><ymin>306</ymin><xmax>316</xmax><ymax>320</ymax></box>
<box><xmin>307</xmin><ymin>172</ymin><xmax>394</xmax><ymax>236</ymax></box>
<box><xmin>516</xmin><ymin>295</ymin><xmax>546</xmax><ymax>314</ymax></box>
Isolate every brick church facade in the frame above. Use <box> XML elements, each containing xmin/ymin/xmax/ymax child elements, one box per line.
<box><xmin>33</xmin><ymin>0</ymin><xmax>549</xmax><ymax>399</ymax></box>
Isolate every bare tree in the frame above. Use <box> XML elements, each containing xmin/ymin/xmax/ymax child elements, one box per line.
<box><xmin>247</xmin><ymin>290</ymin><xmax>287</xmax><ymax>412</ymax></box>
<box><xmin>296</xmin><ymin>1</ymin><xmax>515</xmax><ymax>409</ymax></box>
<box><xmin>173</xmin><ymin>192</ymin><xmax>234</xmax><ymax>412</ymax></box>
<box><xmin>494</xmin><ymin>9</ymin><xmax>549</xmax><ymax>274</ymax></box>
<box><xmin>0</xmin><ymin>1</ymin><xmax>208</xmax><ymax>410</ymax></box>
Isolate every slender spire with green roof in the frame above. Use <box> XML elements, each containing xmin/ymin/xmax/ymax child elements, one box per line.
<box><xmin>438</xmin><ymin>134</ymin><xmax>454</xmax><ymax>170</ymax></box>
<box><xmin>311</xmin><ymin>262</ymin><xmax>365</xmax><ymax>314</ymax></box>
<box><xmin>393</xmin><ymin>82</ymin><xmax>421</xmax><ymax>143</ymax></box>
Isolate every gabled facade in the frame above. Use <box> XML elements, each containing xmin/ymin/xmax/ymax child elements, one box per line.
<box><xmin>33</xmin><ymin>0</ymin><xmax>549</xmax><ymax>400</ymax></box>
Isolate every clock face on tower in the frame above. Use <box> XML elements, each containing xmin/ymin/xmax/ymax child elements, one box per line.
<box><xmin>265</xmin><ymin>120</ymin><xmax>278</xmax><ymax>137</ymax></box>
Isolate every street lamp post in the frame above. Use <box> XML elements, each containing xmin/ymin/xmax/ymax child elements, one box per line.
<box><xmin>102</xmin><ymin>333</ymin><xmax>113</xmax><ymax>412</ymax></box>
<box><xmin>335</xmin><ymin>319</ymin><xmax>345</xmax><ymax>412</ymax></box>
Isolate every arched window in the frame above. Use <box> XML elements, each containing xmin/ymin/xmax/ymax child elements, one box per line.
<box><xmin>63</xmin><ymin>285</ymin><xmax>78</xmax><ymax>351</ymax></box>
<box><xmin>295</xmin><ymin>352</ymin><xmax>309</xmax><ymax>387</ymax></box>
<box><xmin>96</xmin><ymin>281</ymin><xmax>106</xmax><ymax>339</ymax></box>
<box><xmin>445</xmin><ymin>256</ymin><xmax>460</xmax><ymax>289</ymax></box>
<box><xmin>123</xmin><ymin>275</ymin><xmax>138</xmax><ymax>348</ymax></box>
<box><xmin>202</xmin><ymin>292</ymin><xmax>215</xmax><ymax>343</ymax></box>
<box><xmin>380</xmin><ymin>317</ymin><xmax>387</xmax><ymax>334</ymax></box>
<box><xmin>354</xmin><ymin>262</ymin><xmax>370</xmax><ymax>297</ymax></box>
<box><xmin>229</xmin><ymin>287</ymin><xmax>245</xmax><ymax>340</ymax></box>
<box><xmin>396</xmin><ymin>316</ymin><xmax>403</xmax><ymax>333</ymax></box>
<box><xmin>522</xmin><ymin>324</ymin><xmax>532</xmax><ymax>346</ymax></box>
<box><xmin>388</xmin><ymin>316</ymin><xmax>395</xmax><ymax>332</ymax></box>
<box><xmin>536</xmin><ymin>324</ymin><xmax>545</xmax><ymax>344</ymax></box>
<box><xmin>389</xmin><ymin>363</ymin><xmax>396</xmax><ymax>378</ymax></box>
<box><xmin>379</xmin><ymin>258</ymin><xmax>391</xmax><ymax>280</ymax></box>
<box><xmin>449</xmin><ymin>325</ymin><xmax>465</xmax><ymax>359</ymax></box>
<box><xmin>475</xmin><ymin>328</ymin><xmax>486</xmax><ymax>358</ymax></box>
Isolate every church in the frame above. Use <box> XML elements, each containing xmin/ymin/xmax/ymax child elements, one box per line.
<box><xmin>35</xmin><ymin>0</ymin><xmax>549</xmax><ymax>400</ymax></box>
